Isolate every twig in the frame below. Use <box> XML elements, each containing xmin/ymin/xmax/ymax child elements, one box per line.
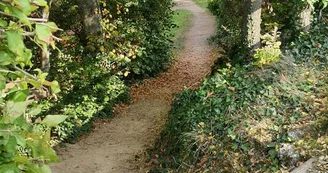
<box><xmin>0</xmin><ymin>12</ymin><xmax>48</xmax><ymax>22</ymax></box>
<box><xmin>0</xmin><ymin>129</ymin><xmax>18</xmax><ymax>133</ymax></box>
<box><xmin>0</xmin><ymin>69</ymin><xmax>14</xmax><ymax>73</ymax></box>
<box><xmin>38</xmin><ymin>22</ymin><xmax>63</xmax><ymax>31</ymax></box>
<box><xmin>12</xmin><ymin>66</ymin><xmax>53</xmax><ymax>86</ymax></box>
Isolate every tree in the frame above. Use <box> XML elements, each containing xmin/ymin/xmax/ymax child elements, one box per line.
<box><xmin>78</xmin><ymin>0</ymin><xmax>103</xmax><ymax>39</ymax></box>
<box><xmin>298</xmin><ymin>3</ymin><xmax>312</xmax><ymax>31</ymax></box>
<box><xmin>242</xmin><ymin>0</ymin><xmax>262</xmax><ymax>53</ymax></box>
<box><xmin>0</xmin><ymin>0</ymin><xmax>66</xmax><ymax>172</ymax></box>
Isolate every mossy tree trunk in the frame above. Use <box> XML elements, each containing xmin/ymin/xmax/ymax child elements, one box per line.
<box><xmin>242</xmin><ymin>0</ymin><xmax>262</xmax><ymax>53</ymax></box>
<box><xmin>78</xmin><ymin>0</ymin><xmax>103</xmax><ymax>39</ymax></box>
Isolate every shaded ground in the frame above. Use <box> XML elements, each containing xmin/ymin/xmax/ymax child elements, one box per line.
<box><xmin>51</xmin><ymin>0</ymin><xmax>217</xmax><ymax>172</ymax></box>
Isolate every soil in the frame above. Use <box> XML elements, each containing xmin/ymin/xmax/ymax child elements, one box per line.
<box><xmin>50</xmin><ymin>0</ymin><xmax>217</xmax><ymax>172</ymax></box>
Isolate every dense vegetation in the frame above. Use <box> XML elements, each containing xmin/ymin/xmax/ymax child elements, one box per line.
<box><xmin>150</xmin><ymin>0</ymin><xmax>328</xmax><ymax>172</ymax></box>
<box><xmin>43</xmin><ymin>0</ymin><xmax>174</xmax><ymax>143</ymax></box>
<box><xmin>1</xmin><ymin>0</ymin><xmax>328</xmax><ymax>172</ymax></box>
<box><xmin>0</xmin><ymin>0</ymin><xmax>174</xmax><ymax>171</ymax></box>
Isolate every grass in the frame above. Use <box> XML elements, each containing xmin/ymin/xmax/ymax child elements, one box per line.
<box><xmin>171</xmin><ymin>9</ymin><xmax>193</xmax><ymax>49</ymax></box>
<box><xmin>192</xmin><ymin>0</ymin><xmax>208</xmax><ymax>9</ymax></box>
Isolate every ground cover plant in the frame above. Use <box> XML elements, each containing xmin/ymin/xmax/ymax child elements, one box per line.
<box><xmin>150</xmin><ymin>1</ymin><xmax>328</xmax><ymax>172</ymax></box>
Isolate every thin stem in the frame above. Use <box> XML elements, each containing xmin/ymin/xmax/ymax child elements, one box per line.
<box><xmin>0</xmin><ymin>12</ymin><xmax>48</xmax><ymax>22</ymax></box>
<box><xmin>38</xmin><ymin>22</ymin><xmax>63</xmax><ymax>31</ymax></box>
<box><xmin>0</xmin><ymin>69</ymin><xmax>14</xmax><ymax>73</ymax></box>
<box><xmin>12</xmin><ymin>66</ymin><xmax>53</xmax><ymax>86</ymax></box>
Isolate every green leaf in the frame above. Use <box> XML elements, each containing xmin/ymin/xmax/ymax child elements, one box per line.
<box><xmin>2</xmin><ymin>101</ymin><xmax>30</xmax><ymax>123</ymax></box>
<box><xmin>26</xmin><ymin>137</ymin><xmax>60</xmax><ymax>162</ymax></box>
<box><xmin>6</xmin><ymin>6</ymin><xmax>31</xmax><ymax>28</ymax></box>
<box><xmin>0</xmin><ymin>52</ymin><xmax>12</xmax><ymax>65</ymax></box>
<box><xmin>35</xmin><ymin>23</ymin><xmax>52</xmax><ymax>45</ymax></box>
<box><xmin>40</xmin><ymin>165</ymin><xmax>52</xmax><ymax>173</ymax></box>
<box><xmin>46</xmin><ymin>22</ymin><xmax>59</xmax><ymax>32</ymax></box>
<box><xmin>0</xmin><ymin>19</ymin><xmax>7</xmax><ymax>27</ymax></box>
<box><xmin>25</xmin><ymin>164</ymin><xmax>45</xmax><ymax>173</ymax></box>
<box><xmin>0</xmin><ymin>75</ymin><xmax>6</xmax><ymax>90</ymax></box>
<box><xmin>50</xmin><ymin>81</ymin><xmax>61</xmax><ymax>94</ymax></box>
<box><xmin>0</xmin><ymin>163</ymin><xmax>20</xmax><ymax>173</ymax></box>
<box><xmin>12</xmin><ymin>132</ymin><xmax>26</xmax><ymax>147</ymax></box>
<box><xmin>28</xmin><ymin>106</ymin><xmax>42</xmax><ymax>116</ymax></box>
<box><xmin>13</xmin><ymin>0</ymin><xmax>32</xmax><ymax>15</ymax></box>
<box><xmin>41</xmin><ymin>115</ymin><xmax>67</xmax><ymax>127</ymax></box>
<box><xmin>5</xmin><ymin>136</ymin><xmax>17</xmax><ymax>154</ymax></box>
<box><xmin>33</xmin><ymin>0</ymin><xmax>48</xmax><ymax>6</ymax></box>
<box><xmin>7</xmin><ymin>89</ymin><xmax>29</xmax><ymax>102</ymax></box>
<box><xmin>5</xmin><ymin>30</ymin><xmax>32</xmax><ymax>66</ymax></box>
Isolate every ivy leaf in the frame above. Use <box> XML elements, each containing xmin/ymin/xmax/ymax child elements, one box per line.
<box><xmin>41</xmin><ymin>115</ymin><xmax>67</xmax><ymax>127</ymax></box>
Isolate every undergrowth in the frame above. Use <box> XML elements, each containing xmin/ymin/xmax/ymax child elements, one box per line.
<box><xmin>150</xmin><ymin>11</ymin><xmax>328</xmax><ymax>173</ymax></box>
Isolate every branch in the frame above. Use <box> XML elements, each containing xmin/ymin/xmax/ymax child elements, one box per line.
<box><xmin>12</xmin><ymin>66</ymin><xmax>53</xmax><ymax>87</ymax></box>
<box><xmin>0</xmin><ymin>12</ymin><xmax>48</xmax><ymax>22</ymax></box>
<box><xmin>38</xmin><ymin>22</ymin><xmax>63</xmax><ymax>31</ymax></box>
<box><xmin>0</xmin><ymin>69</ymin><xmax>14</xmax><ymax>73</ymax></box>
<box><xmin>52</xmin><ymin>35</ymin><xmax>62</xmax><ymax>42</ymax></box>
<box><xmin>0</xmin><ymin>129</ymin><xmax>18</xmax><ymax>133</ymax></box>
<box><xmin>27</xmin><ymin>17</ymin><xmax>48</xmax><ymax>22</ymax></box>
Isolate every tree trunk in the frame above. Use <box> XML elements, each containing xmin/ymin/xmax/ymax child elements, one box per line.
<box><xmin>242</xmin><ymin>0</ymin><xmax>262</xmax><ymax>53</ymax></box>
<box><xmin>78</xmin><ymin>0</ymin><xmax>103</xmax><ymax>38</ymax></box>
<box><xmin>298</xmin><ymin>4</ymin><xmax>312</xmax><ymax>32</ymax></box>
<box><xmin>41</xmin><ymin>0</ymin><xmax>51</xmax><ymax>72</ymax></box>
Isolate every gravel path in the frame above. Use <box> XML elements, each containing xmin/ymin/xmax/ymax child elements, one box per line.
<box><xmin>51</xmin><ymin>1</ymin><xmax>217</xmax><ymax>172</ymax></box>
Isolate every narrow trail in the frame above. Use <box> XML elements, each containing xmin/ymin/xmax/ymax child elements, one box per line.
<box><xmin>51</xmin><ymin>1</ymin><xmax>217</xmax><ymax>172</ymax></box>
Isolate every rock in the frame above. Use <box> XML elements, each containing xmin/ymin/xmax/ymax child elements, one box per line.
<box><xmin>287</xmin><ymin>129</ymin><xmax>304</xmax><ymax>141</ymax></box>
<box><xmin>290</xmin><ymin>158</ymin><xmax>315</xmax><ymax>173</ymax></box>
<box><xmin>278</xmin><ymin>143</ymin><xmax>300</xmax><ymax>169</ymax></box>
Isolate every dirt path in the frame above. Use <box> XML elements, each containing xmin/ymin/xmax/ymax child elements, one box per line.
<box><xmin>51</xmin><ymin>1</ymin><xmax>216</xmax><ymax>172</ymax></box>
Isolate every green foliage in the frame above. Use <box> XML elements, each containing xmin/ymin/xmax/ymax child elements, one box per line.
<box><xmin>151</xmin><ymin>12</ymin><xmax>328</xmax><ymax>173</ymax></box>
<box><xmin>0</xmin><ymin>0</ymin><xmax>66</xmax><ymax>171</ymax></box>
<box><xmin>254</xmin><ymin>28</ymin><xmax>282</xmax><ymax>67</ymax></box>
<box><xmin>287</xmin><ymin>17</ymin><xmax>328</xmax><ymax>66</ymax></box>
<box><xmin>208</xmin><ymin>0</ymin><xmax>243</xmax><ymax>58</ymax></box>
<box><xmin>40</xmin><ymin>0</ymin><xmax>174</xmax><ymax>143</ymax></box>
